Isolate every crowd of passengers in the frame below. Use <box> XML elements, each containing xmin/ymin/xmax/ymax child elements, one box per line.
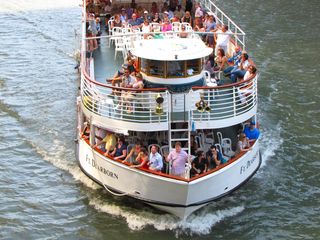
<box><xmin>85</xmin><ymin>0</ymin><xmax>258</xmax><ymax>84</ymax></box>
<box><xmin>81</xmin><ymin>119</ymin><xmax>260</xmax><ymax>178</ymax></box>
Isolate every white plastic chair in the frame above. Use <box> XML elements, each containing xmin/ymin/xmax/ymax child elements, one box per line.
<box><xmin>217</xmin><ymin>132</ymin><xmax>234</xmax><ymax>158</ymax></box>
<box><xmin>150</xmin><ymin>23</ymin><xmax>161</xmax><ymax>32</ymax></box>
<box><xmin>114</xmin><ymin>37</ymin><xmax>125</xmax><ymax>60</ymax></box>
<box><xmin>172</xmin><ymin>22</ymin><xmax>181</xmax><ymax>32</ymax></box>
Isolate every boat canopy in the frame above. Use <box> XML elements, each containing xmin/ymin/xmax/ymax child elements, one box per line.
<box><xmin>132</xmin><ymin>38</ymin><xmax>213</xmax><ymax>61</ymax></box>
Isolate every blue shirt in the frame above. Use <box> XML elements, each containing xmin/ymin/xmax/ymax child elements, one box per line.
<box><xmin>149</xmin><ymin>152</ymin><xmax>163</xmax><ymax>171</ymax></box>
<box><xmin>243</xmin><ymin>126</ymin><xmax>260</xmax><ymax>140</ymax></box>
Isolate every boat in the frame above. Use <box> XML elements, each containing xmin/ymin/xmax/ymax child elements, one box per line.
<box><xmin>76</xmin><ymin>0</ymin><xmax>262</xmax><ymax>219</ymax></box>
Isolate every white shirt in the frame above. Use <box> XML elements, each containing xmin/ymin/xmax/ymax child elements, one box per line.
<box><xmin>216</xmin><ymin>29</ymin><xmax>231</xmax><ymax>46</ymax></box>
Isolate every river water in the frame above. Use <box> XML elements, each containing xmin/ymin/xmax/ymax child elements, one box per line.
<box><xmin>0</xmin><ymin>0</ymin><xmax>319</xmax><ymax>239</ymax></box>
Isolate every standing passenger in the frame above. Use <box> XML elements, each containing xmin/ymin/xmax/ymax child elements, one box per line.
<box><xmin>166</xmin><ymin>142</ymin><xmax>188</xmax><ymax>177</ymax></box>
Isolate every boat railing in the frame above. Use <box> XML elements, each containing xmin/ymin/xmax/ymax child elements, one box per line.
<box><xmin>199</xmin><ymin>0</ymin><xmax>246</xmax><ymax>50</ymax></box>
<box><xmin>189</xmin><ymin>75</ymin><xmax>258</xmax><ymax>122</ymax></box>
<box><xmin>81</xmin><ymin>71</ymin><xmax>169</xmax><ymax>123</ymax></box>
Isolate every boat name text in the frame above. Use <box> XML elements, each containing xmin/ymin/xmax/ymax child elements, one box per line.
<box><xmin>240</xmin><ymin>151</ymin><xmax>259</xmax><ymax>175</ymax></box>
<box><xmin>86</xmin><ymin>154</ymin><xmax>119</xmax><ymax>179</ymax></box>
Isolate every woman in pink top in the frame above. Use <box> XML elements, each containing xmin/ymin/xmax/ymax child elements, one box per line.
<box><xmin>161</xmin><ymin>19</ymin><xmax>172</xmax><ymax>32</ymax></box>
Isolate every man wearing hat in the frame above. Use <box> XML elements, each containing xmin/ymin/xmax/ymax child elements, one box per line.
<box><xmin>243</xmin><ymin>121</ymin><xmax>260</xmax><ymax>142</ymax></box>
<box><xmin>120</xmin><ymin>8</ymin><xmax>128</xmax><ymax>23</ymax></box>
<box><xmin>143</xmin><ymin>10</ymin><xmax>152</xmax><ymax>22</ymax></box>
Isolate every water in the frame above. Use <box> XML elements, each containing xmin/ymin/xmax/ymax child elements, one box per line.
<box><xmin>0</xmin><ymin>0</ymin><xmax>319</xmax><ymax>239</ymax></box>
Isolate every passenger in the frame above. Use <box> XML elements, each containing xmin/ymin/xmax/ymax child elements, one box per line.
<box><xmin>194</xmin><ymin>2</ymin><xmax>204</xmax><ymax>18</ymax></box>
<box><xmin>143</xmin><ymin>10</ymin><xmax>152</xmax><ymax>22</ymax></box>
<box><xmin>110</xmin><ymin>136</ymin><xmax>127</xmax><ymax>160</ymax></box>
<box><xmin>190</xmin><ymin>150</ymin><xmax>208</xmax><ymax>177</ymax></box>
<box><xmin>148</xmin><ymin>145</ymin><xmax>163</xmax><ymax>171</ymax></box>
<box><xmin>92</xmin><ymin>131</ymin><xmax>117</xmax><ymax>156</ymax></box>
<box><xmin>190</xmin><ymin>135</ymin><xmax>199</xmax><ymax>156</ymax></box>
<box><xmin>87</xmin><ymin>13</ymin><xmax>98</xmax><ymax>51</ymax></box>
<box><xmin>111</xmin><ymin>14</ymin><xmax>123</xmax><ymax>29</ymax></box>
<box><xmin>81</xmin><ymin>122</ymin><xmax>90</xmax><ymax>140</ymax></box>
<box><xmin>179</xmin><ymin>25</ymin><xmax>189</xmax><ymax>38</ymax></box>
<box><xmin>128</xmin><ymin>13</ymin><xmax>142</xmax><ymax>29</ymax></box>
<box><xmin>236</xmin><ymin>133</ymin><xmax>251</xmax><ymax>155</ymax></box>
<box><xmin>214</xmin><ymin>48</ymin><xmax>228</xmax><ymax>72</ymax></box>
<box><xmin>223</xmin><ymin>46</ymin><xmax>242</xmax><ymax>76</ymax></box>
<box><xmin>95</xmin><ymin>17</ymin><xmax>102</xmax><ymax>45</ymax></box>
<box><xmin>94</xmin><ymin>127</ymin><xmax>107</xmax><ymax>151</ymax></box>
<box><xmin>141</xmin><ymin>20</ymin><xmax>151</xmax><ymax>39</ymax></box>
<box><xmin>130</xmin><ymin>147</ymin><xmax>149</xmax><ymax>169</ymax></box>
<box><xmin>122</xmin><ymin>142</ymin><xmax>143</xmax><ymax>164</ymax></box>
<box><xmin>214</xmin><ymin>25</ymin><xmax>231</xmax><ymax>56</ymax></box>
<box><xmin>166</xmin><ymin>142</ymin><xmax>188</xmax><ymax>178</ymax></box>
<box><xmin>174</xmin><ymin>5</ymin><xmax>185</xmax><ymax>20</ymax></box>
<box><xmin>205</xmin><ymin>53</ymin><xmax>216</xmax><ymax>77</ymax></box>
<box><xmin>206</xmin><ymin>145</ymin><xmax>223</xmax><ymax>170</ymax></box>
<box><xmin>205</xmin><ymin>14</ymin><xmax>216</xmax><ymax>47</ymax></box>
<box><xmin>161</xmin><ymin>18</ymin><xmax>172</xmax><ymax>32</ymax></box>
<box><xmin>194</xmin><ymin>17</ymin><xmax>205</xmax><ymax>32</ymax></box>
<box><xmin>151</xmin><ymin>2</ymin><xmax>159</xmax><ymax>16</ymax></box>
<box><xmin>230</xmin><ymin>52</ymin><xmax>253</xmax><ymax>83</ymax></box>
<box><xmin>120</xmin><ymin>67</ymin><xmax>135</xmax><ymax>88</ymax></box>
<box><xmin>185</xmin><ymin>0</ymin><xmax>193</xmax><ymax>13</ymax></box>
<box><xmin>122</xmin><ymin>72</ymin><xmax>144</xmax><ymax>113</ymax></box>
<box><xmin>181</xmin><ymin>11</ymin><xmax>193</xmax><ymax>27</ymax></box>
<box><xmin>120</xmin><ymin>8</ymin><xmax>128</xmax><ymax>23</ymax></box>
<box><xmin>243</xmin><ymin>65</ymin><xmax>257</xmax><ymax>81</ymax></box>
<box><xmin>243</xmin><ymin>121</ymin><xmax>260</xmax><ymax>142</ymax></box>
<box><xmin>152</xmin><ymin>12</ymin><xmax>161</xmax><ymax>23</ymax></box>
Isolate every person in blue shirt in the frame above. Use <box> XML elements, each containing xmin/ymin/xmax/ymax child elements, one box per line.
<box><xmin>243</xmin><ymin>121</ymin><xmax>260</xmax><ymax>142</ymax></box>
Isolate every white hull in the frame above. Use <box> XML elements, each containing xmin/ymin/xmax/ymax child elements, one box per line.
<box><xmin>77</xmin><ymin>139</ymin><xmax>261</xmax><ymax>218</ymax></box>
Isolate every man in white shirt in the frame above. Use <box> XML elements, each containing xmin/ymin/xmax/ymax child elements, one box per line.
<box><xmin>214</xmin><ymin>25</ymin><xmax>231</xmax><ymax>56</ymax></box>
<box><xmin>148</xmin><ymin>145</ymin><xmax>163</xmax><ymax>171</ymax></box>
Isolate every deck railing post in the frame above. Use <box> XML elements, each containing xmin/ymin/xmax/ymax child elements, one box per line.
<box><xmin>233</xmin><ymin>86</ymin><xmax>237</xmax><ymax>117</ymax></box>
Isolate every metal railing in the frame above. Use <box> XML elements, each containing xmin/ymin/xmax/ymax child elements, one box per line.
<box><xmin>189</xmin><ymin>76</ymin><xmax>258</xmax><ymax>121</ymax></box>
<box><xmin>81</xmin><ymin>72</ymin><xmax>169</xmax><ymax>123</ymax></box>
<box><xmin>200</xmin><ymin>0</ymin><xmax>246</xmax><ymax>50</ymax></box>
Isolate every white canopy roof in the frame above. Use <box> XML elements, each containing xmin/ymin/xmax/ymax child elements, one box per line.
<box><xmin>132</xmin><ymin>38</ymin><xmax>213</xmax><ymax>61</ymax></box>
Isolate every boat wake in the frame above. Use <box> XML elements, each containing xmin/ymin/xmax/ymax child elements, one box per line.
<box><xmin>89</xmin><ymin>198</ymin><xmax>244</xmax><ymax>236</ymax></box>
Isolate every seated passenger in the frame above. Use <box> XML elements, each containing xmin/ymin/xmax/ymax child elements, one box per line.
<box><xmin>174</xmin><ymin>5</ymin><xmax>185</xmax><ymax>20</ymax></box>
<box><xmin>181</xmin><ymin>11</ymin><xmax>193</xmax><ymax>27</ymax></box>
<box><xmin>230</xmin><ymin>52</ymin><xmax>253</xmax><ymax>83</ymax></box>
<box><xmin>206</xmin><ymin>145</ymin><xmax>222</xmax><ymax>170</ymax></box>
<box><xmin>123</xmin><ymin>72</ymin><xmax>144</xmax><ymax>113</ymax></box>
<box><xmin>243</xmin><ymin>121</ymin><xmax>260</xmax><ymax>142</ymax></box>
<box><xmin>81</xmin><ymin>122</ymin><xmax>90</xmax><ymax>140</ymax></box>
<box><xmin>194</xmin><ymin>17</ymin><xmax>205</xmax><ymax>32</ymax></box>
<box><xmin>128</xmin><ymin>13</ymin><xmax>142</xmax><ymax>29</ymax></box>
<box><xmin>190</xmin><ymin>150</ymin><xmax>208</xmax><ymax>177</ymax></box>
<box><xmin>235</xmin><ymin>133</ymin><xmax>251</xmax><ymax>155</ymax></box>
<box><xmin>166</xmin><ymin>142</ymin><xmax>188</xmax><ymax>178</ymax></box>
<box><xmin>122</xmin><ymin>142</ymin><xmax>143</xmax><ymax>164</ymax></box>
<box><xmin>214</xmin><ymin>48</ymin><xmax>228</xmax><ymax>72</ymax></box>
<box><xmin>152</xmin><ymin>13</ymin><xmax>161</xmax><ymax>24</ymax></box>
<box><xmin>141</xmin><ymin>20</ymin><xmax>151</xmax><ymax>39</ymax></box>
<box><xmin>130</xmin><ymin>147</ymin><xmax>149</xmax><ymax>169</ymax></box>
<box><xmin>148</xmin><ymin>145</ymin><xmax>163</xmax><ymax>171</ymax></box>
<box><xmin>179</xmin><ymin>25</ymin><xmax>189</xmax><ymax>38</ymax></box>
<box><xmin>243</xmin><ymin>65</ymin><xmax>257</xmax><ymax>81</ymax></box>
<box><xmin>111</xmin><ymin>14</ymin><xmax>123</xmax><ymax>29</ymax></box>
<box><xmin>110</xmin><ymin>136</ymin><xmax>127</xmax><ymax>160</ymax></box>
<box><xmin>161</xmin><ymin>18</ymin><xmax>172</xmax><ymax>32</ymax></box>
<box><xmin>92</xmin><ymin>131</ymin><xmax>117</xmax><ymax>156</ymax></box>
<box><xmin>120</xmin><ymin>8</ymin><xmax>128</xmax><ymax>23</ymax></box>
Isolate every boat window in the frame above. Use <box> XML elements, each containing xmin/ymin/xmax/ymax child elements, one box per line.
<box><xmin>140</xmin><ymin>58</ymin><xmax>149</xmax><ymax>74</ymax></box>
<box><xmin>166</xmin><ymin>61</ymin><xmax>185</xmax><ymax>78</ymax></box>
<box><xmin>149</xmin><ymin>60</ymin><xmax>165</xmax><ymax>77</ymax></box>
<box><xmin>186</xmin><ymin>59</ymin><xmax>201</xmax><ymax>75</ymax></box>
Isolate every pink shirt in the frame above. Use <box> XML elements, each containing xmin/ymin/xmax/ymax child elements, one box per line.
<box><xmin>162</xmin><ymin>23</ymin><xmax>172</xmax><ymax>32</ymax></box>
<box><xmin>167</xmin><ymin>150</ymin><xmax>188</xmax><ymax>176</ymax></box>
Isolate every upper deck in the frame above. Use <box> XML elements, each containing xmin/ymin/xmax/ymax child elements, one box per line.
<box><xmin>80</xmin><ymin>0</ymin><xmax>257</xmax><ymax>133</ymax></box>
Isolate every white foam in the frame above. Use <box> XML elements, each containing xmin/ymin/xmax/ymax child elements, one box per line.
<box><xmin>259</xmin><ymin>121</ymin><xmax>283</xmax><ymax>169</ymax></box>
<box><xmin>28</xmin><ymin>138</ymin><xmax>100</xmax><ymax>190</ymax></box>
<box><xmin>89</xmin><ymin>198</ymin><xmax>244</xmax><ymax>235</ymax></box>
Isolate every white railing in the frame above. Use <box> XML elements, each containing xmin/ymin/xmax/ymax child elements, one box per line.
<box><xmin>81</xmin><ymin>73</ymin><xmax>169</xmax><ymax>123</ymax></box>
<box><xmin>200</xmin><ymin>0</ymin><xmax>246</xmax><ymax>50</ymax></box>
<box><xmin>189</xmin><ymin>75</ymin><xmax>258</xmax><ymax>121</ymax></box>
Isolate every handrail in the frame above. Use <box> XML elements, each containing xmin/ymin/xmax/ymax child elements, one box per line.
<box><xmin>82</xmin><ymin>66</ymin><xmax>167</xmax><ymax>92</ymax></box>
